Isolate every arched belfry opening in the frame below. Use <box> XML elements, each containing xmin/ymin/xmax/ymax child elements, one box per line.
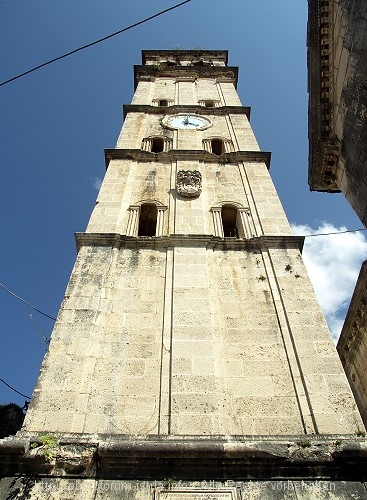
<box><xmin>211</xmin><ymin>138</ymin><xmax>224</xmax><ymax>155</ymax></box>
<box><xmin>151</xmin><ymin>137</ymin><xmax>164</xmax><ymax>153</ymax></box>
<box><xmin>204</xmin><ymin>100</ymin><xmax>215</xmax><ymax>108</ymax></box>
<box><xmin>221</xmin><ymin>205</ymin><xmax>238</xmax><ymax>237</ymax></box>
<box><xmin>138</xmin><ymin>203</ymin><xmax>158</xmax><ymax>236</ymax></box>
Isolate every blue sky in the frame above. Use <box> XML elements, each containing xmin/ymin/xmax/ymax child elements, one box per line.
<box><xmin>0</xmin><ymin>0</ymin><xmax>365</xmax><ymax>406</ymax></box>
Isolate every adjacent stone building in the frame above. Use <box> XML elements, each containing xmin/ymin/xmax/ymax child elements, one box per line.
<box><xmin>308</xmin><ymin>0</ymin><xmax>367</xmax><ymax>223</ymax></box>
<box><xmin>308</xmin><ymin>0</ymin><xmax>367</xmax><ymax>431</ymax></box>
<box><xmin>1</xmin><ymin>49</ymin><xmax>367</xmax><ymax>499</ymax></box>
<box><xmin>337</xmin><ymin>261</ymin><xmax>367</xmax><ymax>425</ymax></box>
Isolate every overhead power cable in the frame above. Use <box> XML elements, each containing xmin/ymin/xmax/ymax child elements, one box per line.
<box><xmin>0</xmin><ymin>282</ymin><xmax>56</xmax><ymax>321</ymax></box>
<box><xmin>29</xmin><ymin>314</ymin><xmax>50</xmax><ymax>344</ymax></box>
<box><xmin>0</xmin><ymin>228</ymin><xmax>365</xmax><ymax>322</ymax></box>
<box><xmin>303</xmin><ymin>227</ymin><xmax>367</xmax><ymax>238</ymax></box>
<box><xmin>0</xmin><ymin>0</ymin><xmax>192</xmax><ymax>87</ymax></box>
<box><xmin>0</xmin><ymin>378</ymin><xmax>31</xmax><ymax>400</ymax></box>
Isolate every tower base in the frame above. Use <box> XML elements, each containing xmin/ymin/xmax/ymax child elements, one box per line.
<box><xmin>1</xmin><ymin>434</ymin><xmax>367</xmax><ymax>498</ymax></box>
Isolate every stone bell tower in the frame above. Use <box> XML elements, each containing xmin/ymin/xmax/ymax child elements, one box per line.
<box><xmin>1</xmin><ymin>50</ymin><xmax>367</xmax><ymax>499</ymax></box>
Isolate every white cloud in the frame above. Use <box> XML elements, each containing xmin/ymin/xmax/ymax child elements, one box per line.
<box><xmin>92</xmin><ymin>177</ymin><xmax>102</xmax><ymax>191</ymax></box>
<box><xmin>291</xmin><ymin>223</ymin><xmax>367</xmax><ymax>342</ymax></box>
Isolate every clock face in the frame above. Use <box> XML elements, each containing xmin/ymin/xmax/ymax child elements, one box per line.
<box><xmin>162</xmin><ymin>114</ymin><xmax>212</xmax><ymax>130</ymax></box>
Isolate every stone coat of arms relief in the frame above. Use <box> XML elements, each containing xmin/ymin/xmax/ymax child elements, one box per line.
<box><xmin>176</xmin><ymin>170</ymin><xmax>202</xmax><ymax>198</ymax></box>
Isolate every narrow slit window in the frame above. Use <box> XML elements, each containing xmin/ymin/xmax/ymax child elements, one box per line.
<box><xmin>138</xmin><ymin>204</ymin><xmax>158</xmax><ymax>236</ymax></box>
<box><xmin>151</xmin><ymin>138</ymin><xmax>164</xmax><ymax>153</ymax></box>
<box><xmin>221</xmin><ymin>205</ymin><xmax>238</xmax><ymax>238</ymax></box>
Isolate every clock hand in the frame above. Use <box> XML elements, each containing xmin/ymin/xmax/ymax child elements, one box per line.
<box><xmin>183</xmin><ymin>116</ymin><xmax>189</xmax><ymax>125</ymax></box>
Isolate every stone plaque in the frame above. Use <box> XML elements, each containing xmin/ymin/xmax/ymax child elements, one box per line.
<box><xmin>156</xmin><ymin>488</ymin><xmax>237</xmax><ymax>500</ymax></box>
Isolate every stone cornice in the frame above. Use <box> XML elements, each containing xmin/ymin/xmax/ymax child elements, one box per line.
<box><xmin>104</xmin><ymin>149</ymin><xmax>271</xmax><ymax>169</ymax></box>
<box><xmin>307</xmin><ymin>0</ymin><xmax>340</xmax><ymax>192</ymax></box>
<box><xmin>134</xmin><ymin>65</ymin><xmax>239</xmax><ymax>89</ymax></box>
<box><xmin>123</xmin><ymin>104</ymin><xmax>251</xmax><ymax>119</ymax></box>
<box><xmin>75</xmin><ymin>233</ymin><xmax>304</xmax><ymax>253</ymax></box>
<box><xmin>1</xmin><ymin>434</ymin><xmax>367</xmax><ymax>479</ymax></box>
<box><xmin>142</xmin><ymin>50</ymin><xmax>229</xmax><ymax>65</ymax></box>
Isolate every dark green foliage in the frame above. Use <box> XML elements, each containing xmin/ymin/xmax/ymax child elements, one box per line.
<box><xmin>0</xmin><ymin>403</ymin><xmax>24</xmax><ymax>438</ymax></box>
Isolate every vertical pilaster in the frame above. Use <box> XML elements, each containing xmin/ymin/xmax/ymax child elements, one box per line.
<box><xmin>126</xmin><ymin>205</ymin><xmax>140</xmax><ymax>236</ymax></box>
<box><xmin>211</xmin><ymin>207</ymin><xmax>223</xmax><ymax>237</ymax></box>
<box><xmin>156</xmin><ymin>206</ymin><xmax>167</xmax><ymax>236</ymax></box>
<box><xmin>158</xmin><ymin>246</ymin><xmax>174</xmax><ymax>434</ymax></box>
<box><xmin>238</xmin><ymin>208</ymin><xmax>253</xmax><ymax>238</ymax></box>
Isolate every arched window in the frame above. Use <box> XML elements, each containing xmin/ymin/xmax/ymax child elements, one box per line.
<box><xmin>152</xmin><ymin>99</ymin><xmax>174</xmax><ymax>107</ymax></box>
<box><xmin>199</xmin><ymin>100</ymin><xmax>220</xmax><ymax>108</ymax></box>
<box><xmin>203</xmin><ymin>137</ymin><xmax>233</xmax><ymax>155</ymax></box>
<box><xmin>127</xmin><ymin>203</ymin><xmax>167</xmax><ymax>237</ymax></box>
<box><xmin>151</xmin><ymin>137</ymin><xmax>164</xmax><ymax>153</ymax></box>
<box><xmin>221</xmin><ymin>205</ymin><xmax>238</xmax><ymax>238</ymax></box>
<box><xmin>141</xmin><ymin>136</ymin><xmax>172</xmax><ymax>153</ymax></box>
<box><xmin>138</xmin><ymin>204</ymin><xmax>158</xmax><ymax>236</ymax></box>
<box><xmin>211</xmin><ymin>204</ymin><xmax>255</xmax><ymax>239</ymax></box>
<box><xmin>211</xmin><ymin>139</ymin><xmax>224</xmax><ymax>155</ymax></box>
<box><xmin>204</xmin><ymin>100</ymin><xmax>215</xmax><ymax>108</ymax></box>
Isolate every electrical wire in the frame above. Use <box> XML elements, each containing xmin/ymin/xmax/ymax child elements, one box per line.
<box><xmin>0</xmin><ymin>378</ymin><xmax>31</xmax><ymax>400</ymax></box>
<box><xmin>29</xmin><ymin>314</ymin><xmax>50</xmax><ymax>344</ymax></box>
<box><xmin>0</xmin><ymin>282</ymin><xmax>56</xmax><ymax>321</ymax></box>
<box><xmin>0</xmin><ymin>225</ymin><xmax>364</xmax><ymax>406</ymax></box>
<box><xmin>303</xmin><ymin>227</ymin><xmax>367</xmax><ymax>237</ymax></box>
<box><xmin>0</xmin><ymin>0</ymin><xmax>192</xmax><ymax>87</ymax></box>
<box><xmin>0</xmin><ymin>228</ymin><xmax>365</xmax><ymax>324</ymax></box>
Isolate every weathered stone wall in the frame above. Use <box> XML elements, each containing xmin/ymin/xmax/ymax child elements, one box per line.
<box><xmin>115</xmin><ymin>110</ymin><xmax>256</xmax><ymax>150</ymax></box>
<box><xmin>21</xmin><ymin>154</ymin><xmax>363</xmax><ymax>436</ymax></box>
<box><xmin>308</xmin><ymin>0</ymin><xmax>367</xmax><ymax>226</ymax></box>
<box><xmin>131</xmin><ymin>80</ymin><xmax>240</xmax><ymax>108</ymax></box>
<box><xmin>23</xmin><ymin>244</ymin><xmax>166</xmax><ymax>434</ymax></box>
<box><xmin>333</xmin><ymin>0</ymin><xmax>367</xmax><ymax>223</ymax></box>
<box><xmin>21</xmin><ymin>50</ymin><xmax>364</xmax><ymax>438</ymax></box>
<box><xmin>22</xmin><ymin>236</ymin><xmax>363</xmax><ymax>436</ymax></box>
<box><xmin>87</xmin><ymin>159</ymin><xmax>283</xmax><ymax>238</ymax></box>
<box><xmin>2</xmin><ymin>476</ymin><xmax>367</xmax><ymax>500</ymax></box>
<box><xmin>2</xmin><ymin>434</ymin><xmax>367</xmax><ymax>498</ymax></box>
<box><xmin>337</xmin><ymin>260</ymin><xmax>367</xmax><ymax>426</ymax></box>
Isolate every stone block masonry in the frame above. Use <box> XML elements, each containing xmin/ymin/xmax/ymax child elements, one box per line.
<box><xmin>1</xmin><ymin>49</ymin><xmax>366</xmax><ymax>498</ymax></box>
